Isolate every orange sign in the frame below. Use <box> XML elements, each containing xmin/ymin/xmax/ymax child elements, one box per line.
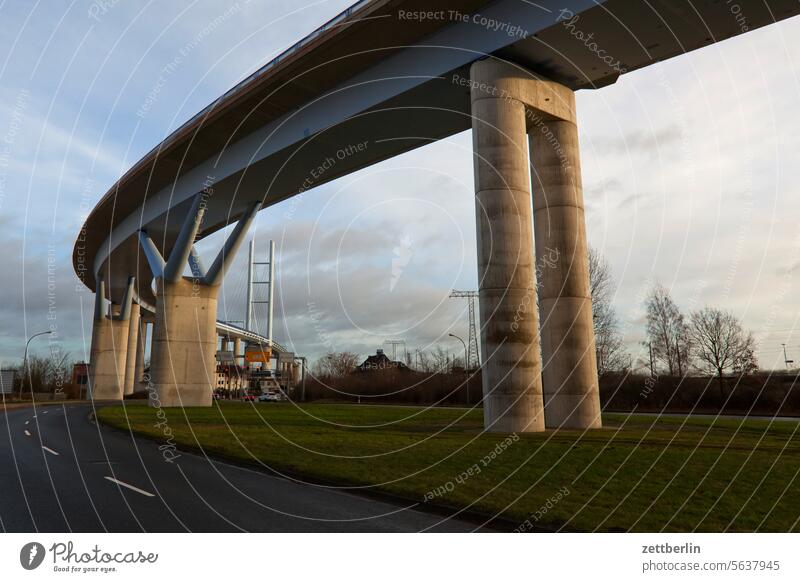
<box><xmin>245</xmin><ymin>348</ymin><xmax>271</xmax><ymax>364</ymax></box>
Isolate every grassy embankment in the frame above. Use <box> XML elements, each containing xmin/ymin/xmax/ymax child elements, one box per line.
<box><xmin>97</xmin><ymin>402</ymin><xmax>800</xmax><ymax>532</ymax></box>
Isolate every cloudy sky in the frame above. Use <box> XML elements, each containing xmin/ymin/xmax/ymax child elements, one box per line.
<box><xmin>1</xmin><ymin>1</ymin><xmax>798</xmax><ymax>370</ymax></box>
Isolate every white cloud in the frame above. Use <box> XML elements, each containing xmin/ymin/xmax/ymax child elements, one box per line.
<box><xmin>1</xmin><ymin>2</ymin><xmax>798</xmax><ymax>368</ymax></box>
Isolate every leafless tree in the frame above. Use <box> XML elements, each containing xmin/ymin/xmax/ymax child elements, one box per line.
<box><xmin>733</xmin><ymin>345</ymin><xmax>759</xmax><ymax>375</ymax></box>
<box><xmin>588</xmin><ymin>248</ymin><xmax>628</xmax><ymax>375</ymax></box>
<box><xmin>19</xmin><ymin>349</ymin><xmax>72</xmax><ymax>394</ymax></box>
<box><xmin>588</xmin><ymin>247</ymin><xmax>613</xmax><ymax>304</ymax></box>
<box><xmin>49</xmin><ymin>349</ymin><xmax>71</xmax><ymax>394</ymax></box>
<box><xmin>414</xmin><ymin>348</ymin><xmax>433</xmax><ymax>373</ymax></box>
<box><xmin>430</xmin><ymin>345</ymin><xmax>451</xmax><ymax>372</ymax></box>
<box><xmin>689</xmin><ymin>306</ymin><xmax>758</xmax><ymax>397</ymax></box>
<box><xmin>312</xmin><ymin>351</ymin><xmax>360</xmax><ymax>378</ymax></box>
<box><xmin>645</xmin><ymin>283</ymin><xmax>691</xmax><ymax>375</ymax></box>
<box><xmin>20</xmin><ymin>355</ymin><xmax>48</xmax><ymax>394</ymax></box>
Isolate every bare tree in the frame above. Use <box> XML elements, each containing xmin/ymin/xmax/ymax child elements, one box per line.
<box><xmin>20</xmin><ymin>355</ymin><xmax>49</xmax><ymax>394</ymax></box>
<box><xmin>588</xmin><ymin>248</ymin><xmax>628</xmax><ymax>375</ymax></box>
<box><xmin>645</xmin><ymin>283</ymin><xmax>691</xmax><ymax>375</ymax></box>
<box><xmin>674</xmin><ymin>323</ymin><xmax>693</xmax><ymax>377</ymax></box>
<box><xmin>49</xmin><ymin>348</ymin><xmax>71</xmax><ymax>395</ymax></box>
<box><xmin>689</xmin><ymin>306</ymin><xmax>757</xmax><ymax>397</ymax></box>
<box><xmin>431</xmin><ymin>345</ymin><xmax>450</xmax><ymax>372</ymax></box>
<box><xmin>19</xmin><ymin>349</ymin><xmax>72</xmax><ymax>395</ymax></box>
<box><xmin>588</xmin><ymin>247</ymin><xmax>613</xmax><ymax>303</ymax></box>
<box><xmin>414</xmin><ymin>348</ymin><xmax>433</xmax><ymax>373</ymax></box>
<box><xmin>313</xmin><ymin>351</ymin><xmax>360</xmax><ymax>378</ymax></box>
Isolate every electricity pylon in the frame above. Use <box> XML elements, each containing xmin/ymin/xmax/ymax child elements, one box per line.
<box><xmin>384</xmin><ymin>339</ymin><xmax>406</xmax><ymax>361</ymax></box>
<box><xmin>449</xmin><ymin>290</ymin><xmax>480</xmax><ymax>371</ymax></box>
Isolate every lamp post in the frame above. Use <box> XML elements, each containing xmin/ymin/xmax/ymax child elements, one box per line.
<box><xmin>449</xmin><ymin>333</ymin><xmax>469</xmax><ymax>405</ymax></box>
<box><xmin>448</xmin><ymin>333</ymin><xmax>468</xmax><ymax>370</ymax></box>
<box><xmin>782</xmin><ymin>344</ymin><xmax>794</xmax><ymax>370</ymax></box>
<box><xmin>23</xmin><ymin>330</ymin><xmax>53</xmax><ymax>396</ymax></box>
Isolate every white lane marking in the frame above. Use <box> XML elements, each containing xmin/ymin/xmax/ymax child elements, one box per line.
<box><xmin>104</xmin><ymin>477</ymin><xmax>155</xmax><ymax>498</ymax></box>
<box><xmin>24</xmin><ymin>430</ymin><xmax>31</xmax><ymax>436</ymax></box>
<box><xmin>42</xmin><ymin>411</ymin><xmax>48</xmax><ymax>414</ymax></box>
<box><xmin>42</xmin><ymin>446</ymin><xmax>59</xmax><ymax>456</ymax></box>
<box><xmin>25</xmin><ymin>420</ymin><xmax>29</xmax><ymax>425</ymax></box>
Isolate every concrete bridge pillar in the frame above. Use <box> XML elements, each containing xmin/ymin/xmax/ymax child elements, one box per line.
<box><xmin>133</xmin><ymin>319</ymin><xmax>148</xmax><ymax>390</ymax></box>
<box><xmin>139</xmin><ymin>194</ymin><xmax>261</xmax><ymax>407</ymax></box>
<box><xmin>469</xmin><ymin>58</ymin><xmax>601</xmax><ymax>432</ymax></box>
<box><xmin>234</xmin><ymin>337</ymin><xmax>243</xmax><ymax>367</ymax></box>
<box><xmin>470</xmin><ymin>59</ymin><xmax>544</xmax><ymax>433</ymax></box>
<box><xmin>88</xmin><ymin>277</ymin><xmax>135</xmax><ymax>401</ymax></box>
<box><xmin>531</xmin><ymin>119</ymin><xmax>601</xmax><ymax>429</ymax></box>
<box><xmin>122</xmin><ymin>302</ymin><xmax>141</xmax><ymax>396</ymax></box>
<box><xmin>149</xmin><ymin>279</ymin><xmax>219</xmax><ymax>406</ymax></box>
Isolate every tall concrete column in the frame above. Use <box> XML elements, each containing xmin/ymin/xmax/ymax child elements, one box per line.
<box><xmin>139</xmin><ymin>194</ymin><xmax>261</xmax><ymax>408</ymax></box>
<box><xmin>88</xmin><ymin>278</ymin><xmax>134</xmax><ymax>401</ymax></box>
<box><xmin>530</xmin><ymin>118</ymin><xmax>601</xmax><ymax>429</ymax></box>
<box><xmin>133</xmin><ymin>319</ymin><xmax>148</xmax><ymax>390</ymax></box>
<box><xmin>470</xmin><ymin>59</ymin><xmax>544</xmax><ymax>433</ymax></box>
<box><xmin>149</xmin><ymin>278</ymin><xmax>219</xmax><ymax>406</ymax></box>
<box><xmin>122</xmin><ymin>302</ymin><xmax>141</xmax><ymax>396</ymax></box>
<box><xmin>234</xmin><ymin>337</ymin><xmax>242</xmax><ymax>367</ymax></box>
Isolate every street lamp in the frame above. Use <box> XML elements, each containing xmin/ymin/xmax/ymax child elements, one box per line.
<box><xmin>448</xmin><ymin>333</ymin><xmax>469</xmax><ymax>405</ymax></box>
<box><xmin>22</xmin><ymin>330</ymin><xmax>53</xmax><ymax>396</ymax></box>
<box><xmin>782</xmin><ymin>344</ymin><xmax>794</xmax><ymax>370</ymax></box>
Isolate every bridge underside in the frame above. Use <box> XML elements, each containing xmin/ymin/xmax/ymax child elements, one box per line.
<box><xmin>82</xmin><ymin>1</ymin><xmax>800</xmax><ymax>307</ymax></box>
<box><xmin>78</xmin><ymin>0</ymin><xmax>800</xmax><ymax>425</ymax></box>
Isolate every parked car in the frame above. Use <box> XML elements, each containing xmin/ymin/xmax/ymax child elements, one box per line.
<box><xmin>258</xmin><ymin>392</ymin><xmax>280</xmax><ymax>402</ymax></box>
<box><xmin>242</xmin><ymin>394</ymin><xmax>256</xmax><ymax>402</ymax></box>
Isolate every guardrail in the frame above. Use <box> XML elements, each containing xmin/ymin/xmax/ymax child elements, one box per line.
<box><xmin>215</xmin><ymin>320</ymin><xmax>289</xmax><ymax>353</ymax></box>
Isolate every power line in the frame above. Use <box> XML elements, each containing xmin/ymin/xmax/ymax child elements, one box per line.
<box><xmin>384</xmin><ymin>339</ymin><xmax>406</xmax><ymax>361</ymax></box>
<box><xmin>449</xmin><ymin>290</ymin><xmax>480</xmax><ymax>371</ymax></box>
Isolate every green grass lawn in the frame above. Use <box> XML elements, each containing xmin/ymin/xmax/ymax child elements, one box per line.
<box><xmin>97</xmin><ymin>402</ymin><xmax>800</xmax><ymax>532</ymax></box>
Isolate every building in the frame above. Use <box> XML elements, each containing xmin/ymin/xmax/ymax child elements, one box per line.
<box><xmin>249</xmin><ymin>369</ymin><xmax>282</xmax><ymax>394</ymax></box>
<box><xmin>357</xmin><ymin>349</ymin><xmax>407</xmax><ymax>372</ymax></box>
<box><xmin>71</xmin><ymin>362</ymin><xmax>90</xmax><ymax>399</ymax></box>
<box><xmin>215</xmin><ymin>363</ymin><xmax>246</xmax><ymax>397</ymax></box>
<box><xmin>0</xmin><ymin>368</ymin><xmax>17</xmax><ymax>396</ymax></box>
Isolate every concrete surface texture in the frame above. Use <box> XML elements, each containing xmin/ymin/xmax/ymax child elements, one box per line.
<box><xmin>122</xmin><ymin>302</ymin><xmax>141</xmax><ymax>396</ymax></box>
<box><xmin>134</xmin><ymin>320</ymin><xmax>149</xmax><ymax>391</ymax></box>
<box><xmin>531</xmin><ymin>118</ymin><xmax>601</xmax><ymax>429</ymax></box>
<box><xmin>88</xmin><ymin>306</ymin><xmax>129</xmax><ymax>401</ymax></box>
<box><xmin>470</xmin><ymin>58</ymin><xmax>600</xmax><ymax>432</ymax></box>
<box><xmin>470</xmin><ymin>59</ymin><xmax>545</xmax><ymax>433</ymax></box>
<box><xmin>149</xmin><ymin>278</ymin><xmax>219</xmax><ymax>407</ymax></box>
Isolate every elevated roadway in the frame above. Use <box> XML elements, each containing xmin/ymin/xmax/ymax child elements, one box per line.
<box><xmin>73</xmin><ymin>0</ymin><xmax>800</xmax><ymax>426</ymax></box>
<box><xmin>74</xmin><ymin>0</ymin><xmax>799</xmax><ymax>306</ymax></box>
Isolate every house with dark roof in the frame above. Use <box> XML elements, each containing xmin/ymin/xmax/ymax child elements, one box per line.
<box><xmin>357</xmin><ymin>349</ymin><xmax>408</xmax><ymax>372</ymax></box>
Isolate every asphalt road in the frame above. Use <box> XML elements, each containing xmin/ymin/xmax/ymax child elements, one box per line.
<box><xmin>0</xmin><ymin>403</ymin><xmax>479</xmax><ymax>532</ymax></box>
